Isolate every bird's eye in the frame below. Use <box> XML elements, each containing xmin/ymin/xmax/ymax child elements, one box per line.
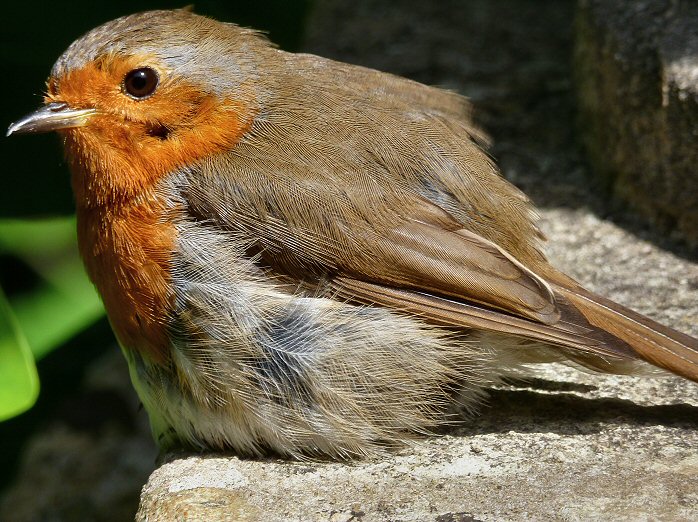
<box><xmin>123</xmin><ymin>67</ymin><xmax>159</xmax><ymax>99</ymax></box>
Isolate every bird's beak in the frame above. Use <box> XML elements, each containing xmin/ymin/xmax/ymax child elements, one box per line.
<box><xmin>6</xmin><ymin>102</ymin><xmax>96</xmax><ymax>137</ymax></box>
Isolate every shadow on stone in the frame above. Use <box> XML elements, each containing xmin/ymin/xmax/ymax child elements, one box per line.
<box><xmin>456</xmin><ymin>384</ymin><xmax>698</xmax><ymax>437</ymax></box>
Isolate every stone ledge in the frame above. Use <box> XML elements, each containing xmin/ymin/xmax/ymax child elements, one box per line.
<box><xmin>137</xmin><ymin>367</ymin><xmax>698</xmax><ymax>521</ymax></box>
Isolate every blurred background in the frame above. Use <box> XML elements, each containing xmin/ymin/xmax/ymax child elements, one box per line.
<box><xmin>1</xmin><ymin>1</ymin><xmax>696</xmax><ymax>520</ymax></box>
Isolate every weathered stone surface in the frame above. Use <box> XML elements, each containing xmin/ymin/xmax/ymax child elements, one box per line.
<box><xmin>137</xmin><ymin>396</ymin><xmax>698</xmax><ymax>521</ymax></box>
<box><xmin>575</xmin><ymin>0</ymin><xmax>698</xmax><ymax>250</ymax></box>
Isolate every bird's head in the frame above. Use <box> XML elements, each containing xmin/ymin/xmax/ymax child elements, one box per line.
<box><xmin>8</xmin><ymin>9</ymin><xmax>272</xmax><ymax>206</ymax></box>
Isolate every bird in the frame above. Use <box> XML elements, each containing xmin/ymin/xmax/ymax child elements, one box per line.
<box><xmin>7</xmin><ymin>8</ymin><xmax>698</xmax><ymax>459</ymax></box>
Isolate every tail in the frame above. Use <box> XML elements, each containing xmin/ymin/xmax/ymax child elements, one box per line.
<box><xmin>554</xmin><ymin>283</ymin><xmax>698</xmax><ymax>382</ymax></box>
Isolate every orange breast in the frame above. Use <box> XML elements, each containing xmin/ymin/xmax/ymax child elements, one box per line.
<box><xmin>52</xmin><ymin>55</ymin><xmax>258</xmax><ymax>363</ymax></box>
<box><xmin>77</xmin><ymin>196</ymin><xmax>176</xmax><ymax>363</ymax></box>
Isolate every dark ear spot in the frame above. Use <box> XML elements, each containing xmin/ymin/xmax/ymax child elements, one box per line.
<box><xmin>146</xmin><ymin>123</ymin><xmax>171</xmax><ymax>140</ymax></box>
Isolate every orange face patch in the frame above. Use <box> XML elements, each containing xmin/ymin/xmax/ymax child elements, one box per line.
<box><xmin>48</xmin><ymin>53</ymin><xmax>257</xmax><ymax>207</ymax></box>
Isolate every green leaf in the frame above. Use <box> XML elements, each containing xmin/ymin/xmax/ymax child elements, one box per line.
<box><xmin>11</xmin><ymin>261</ymin><xmax>105</xmax><ymax>360</ymax></box>
<box><xmin>0</xmin><ymin>217</ymin><xmax>105</xmax><ymax>360</ymax></box>
<box><xmin>0</xmin><ymin>285</ymin><xmax>39</xmax><ymax>420</ymax></box>
<box><xmin>0</xmin><ymin>217</ymin><xmax>76</xmax><ymax>260</ymax></box>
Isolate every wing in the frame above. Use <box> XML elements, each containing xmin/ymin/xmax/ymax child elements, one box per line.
<box><xmin>182</xmin><ymin>158</ymin><xmax>639</xmax><ymax>361</ymax></box>
<box><xmin>182</xmin><ymin>127</ymin><xmax>563</xmax><ymax>318</ymax></box>
<box><xmin>175</xmin><ymin>52</ymin><xmax>698</xmax><ymax>381</ymax></box>
<box><xmin>176</xmin><ymin>53</ymin><xmax>639</xmax><ymax>360</ymax></box>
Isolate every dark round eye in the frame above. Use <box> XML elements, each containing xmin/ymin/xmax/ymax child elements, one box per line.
<box><xmin>123</xmin><ymin>67</ymin><xmax>159</xmax><ymax>99</ymax></box>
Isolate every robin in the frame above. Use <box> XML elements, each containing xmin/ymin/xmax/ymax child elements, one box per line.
<box><xmin>7</xmin><ymin>9</ymin><xmax>698</xmax><ymax>459</ymax></box>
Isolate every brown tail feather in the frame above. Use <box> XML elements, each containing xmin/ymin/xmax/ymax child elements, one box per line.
<box><xmin>332</xmin><ymin>276</ymin><xmax>639</xmax><ymax>362</ymax></box>
<box><xmin>330</xmin><ymin>275</ymin><xmax>698</xmax><ymax>382</ymax></box>
<box><xmin>555</xmin><ymin>285</ymin><xmax>698</xmax><ymax>382</ymax></box>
